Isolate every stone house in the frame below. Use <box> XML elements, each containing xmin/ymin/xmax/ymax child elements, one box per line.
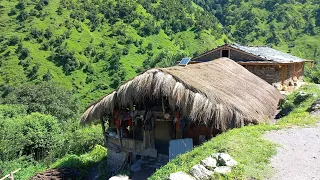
<box><xmin>192</xmin><ymin>44</ymin><xmax>314</xmax><ymax>86</ymax></box>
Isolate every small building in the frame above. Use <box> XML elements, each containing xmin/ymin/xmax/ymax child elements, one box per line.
<box><xmin>192</xmin><ymin>44</ymin><xmax>314</xmax><ymax>86</ymax></box>
<box><xmin>81</xmin><ymin>58</ymin><xmax>282</xmax><ymax>156</ymax></box>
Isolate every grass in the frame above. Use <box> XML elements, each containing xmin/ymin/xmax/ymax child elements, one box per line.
<box><xmin>50</xmin><ymin>145</ymin><xmax>108</xmax><ymax>179</ymax></box>
<box><xmin>149</xmin><ymin>83</ymin><xmax>320</xmax><ymax>180</ymax></box>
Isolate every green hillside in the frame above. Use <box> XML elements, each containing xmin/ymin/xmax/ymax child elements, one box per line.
<box><xmin>0</xmin><ymin>0</ymin><xmax>227</xmax><ymax>107</ymax></box>
<box><xmin>1</xmin><ymin>0</ymin><xmax>320</xmax><ymax>179</ymax></box>
<box><xmin>193</xmin><ymin>0</ymin><xmax>320</xmax><ymax>59</ymax></box>
<box><xmin>1</xmin><ymin>0</ymin><xmax>320</xmax><ymax>108</ymax></box>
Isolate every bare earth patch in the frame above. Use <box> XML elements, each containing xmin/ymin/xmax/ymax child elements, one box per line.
<box><xmin>264</xmin><ymin>124</ymin><xmax>320</xmax><ymax>180</ymax></box>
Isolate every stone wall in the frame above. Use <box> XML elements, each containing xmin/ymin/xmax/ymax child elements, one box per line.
<box><xmin>108</xmin><ymin>136</ymin><xmax>144</xmax><ymax>152</ymax></box>
<box><xmin>245</xmin><ymin>65</ymin><xmax>282</xmax><ymax>84</ymax></box>
<box><xmin>245</xmin><ymin>63</ymin><xmax>304</xmax><ymax>85</ymax></box>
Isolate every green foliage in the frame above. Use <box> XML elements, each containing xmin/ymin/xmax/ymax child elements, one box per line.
<box><xmin>0</xmin><ymin>104</ymin><xmax>27</xmax><ymax>118</ymax></box>
<box><xmin>0</xmin><ymin>112</ymin><xmax>62</xmax><ymax>161</ymax></box>
<box><xmin>2</xmin><ymin>82</ymin><xmax>80</xmax><ymax>120</ymax></box>
<box><xmin>0</xmin><ymin>156</ymin><xmax>46</xmax><ymax>180</ymax></box>
<box><xmin>52</xmin><ymin>145</ymin><xmax>107</xmax><ymax>169</ymax></box>
<box><xmin>51</xmin><ymin>145</ymin><xmax>107</xmax><ymax>177</ymax></box>
<box><xmin>0</xmin><ymin>104</ymin><xmax>103</xmax><ymax>179</ymax></box>
<box><xmin>60</xmin><ymin>120</ymin><xmax>104</xmax><ymax>155</ymax></box>
<box><xmin>0</xmin><ymin>0</ymin><xmax>226</xmax><ymax>107</ymax></box>
<box><xmin>277</xmin><ymin>84</ymin><xmax>320</xmax><ymax>127</ymax></box>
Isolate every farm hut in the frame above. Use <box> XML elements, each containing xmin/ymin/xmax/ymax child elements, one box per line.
<box><xmin>192</xmin><ymin>44</ymin><xmax>314</xmax><ymax>87</ymax></box>
<box><xmin>81</xmin><ymin>58</ymin><xmax>282</xmax><ymax>155</ymax></box>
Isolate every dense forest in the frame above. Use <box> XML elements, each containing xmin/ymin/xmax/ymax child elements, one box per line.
<box><xmin>0</xmin><ymin>0</ymin><xmax>320</xmax><ymax>179</ymax></box>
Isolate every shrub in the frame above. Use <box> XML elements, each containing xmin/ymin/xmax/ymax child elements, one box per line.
<box><xmin>7</xmin><ymin>36</ymin><xmax>20</xmax><ymax>46</ymax></box>
<box><xmin>0</xmin><ymin>112</ymin><xmax>63</xmax><ymax>161</ymax></box>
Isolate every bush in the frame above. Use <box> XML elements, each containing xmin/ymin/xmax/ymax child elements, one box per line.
<box><xmin>7</xmin><ymin>36</ymin><xmax>20</xmax><ymax>46</ymax></box>
<box><xmin>51</xmin><ymin>145</ymin><xmax>107</xmax><ymax>177</ymax></box>
<box><xmin>0</xmin><ymin>112</ymin><xmax>63</xmax><ymax>161</ymax></box>
<box><xmin>60</xmin><ymin>120</ymin><xmax>103</xmax><ymax>155</ymax></box>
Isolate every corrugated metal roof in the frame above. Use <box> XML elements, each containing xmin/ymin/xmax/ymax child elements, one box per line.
<box><xmin>230</xmin><ymin>44</ymin><xmax>304</xmax><ymax>63</ymax></box>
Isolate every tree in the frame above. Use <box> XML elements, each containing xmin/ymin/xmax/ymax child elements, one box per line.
<box><xmin>7</xmin><ymin>36</ymin><xmax>20</xmax><ymax>46</ymax></box>
<box><xmin>0</xmin><ymin>111</ymin><xmax>63</xmax><ymax>161</ymax></box>
<box><xmin>27</xmin><ymin>63</ymin><xmax>39</xmax><ymax>80</ymax></box>
<box><xmin>42</xmin><ymin>70</ymin><xmax>53</xmax><ymax>81</ymax></box>
<box><xmin>2</xmin><ymin>82</ymin><xmax>80</xmax><ymax>120</ymax></box>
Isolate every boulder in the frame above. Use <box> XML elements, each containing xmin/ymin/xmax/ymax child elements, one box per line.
<box><xmin>200</xmin><ymin>157</ymin><xmax>217</xmax><ymax>170</ymax></box>
<box><xmin>109</xmin><ymin>175</ymin><xmax>129</xmax><ymax>180</ymax></box>
<box><xmin>310</xmin><ymin>98</ymin><xmax>320</xmax><ymax>116</ymax></box>
<box><xmin>214</xmin><ymin>166</ymin><xmax>232</xmax><ymax>174</ymax></box>
<box><xmin>190</xmin><ymin>164</ymin><xmax>214</xmax><ymax>180</ymax></box>
<box><xmin>211</xmin><ymin>153</ymin><xmax>238</xmax><ymax>167</ymax></box>
<box><xmin>169</xmin><ymin>171</ymin><xmax>195</xmax><ymax>180</ymax></box>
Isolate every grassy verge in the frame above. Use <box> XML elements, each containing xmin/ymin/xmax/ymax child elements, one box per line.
<box><xmin>150</xmin><ymin>83</ymin><xmax>320</xmax><ymax>180</ymax></box>
<box><xmin>51</xmin><ymin>145</ymin><xmax>108</xmax><ymax>179</ymax></box>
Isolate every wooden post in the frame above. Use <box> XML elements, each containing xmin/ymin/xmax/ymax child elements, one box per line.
<box><xmin>281</xmin><ymin>65</ymin><xmax>285</xmax><ymax>85</ymax></box>
<box><xmin>117</xmin><ymin>129</ymin><xmax>122</xmax><ymax>148</ymax></box>
<box><xmin>0</xmin><ymin>169</ymin><xmax>21</xmax><ymax>180</ymax></box>
<box><xmin>292</xmin><ymin>63</ymin><xmax>295</xmax><ymax>80</ymax></box>
<box><xmin>100</xmin><ymin>118</ymin><xmax>108</xmax><ymax>147</ymax></box>
<box><xmin>162</xmin><ymin>97</ymin><xmax>165</xmax><ymax>117</ymax></box>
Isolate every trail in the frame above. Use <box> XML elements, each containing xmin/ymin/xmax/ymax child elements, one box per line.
<box><xmin>264</xmin><ymin>124</ymin><xmax>320</xmax><ymax>180</ymax></box>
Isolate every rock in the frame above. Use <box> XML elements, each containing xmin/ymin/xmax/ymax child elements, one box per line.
<box><xmin>273</xmin><ymin>83</ymin><xmax>282</xmax><ymax>91</ymax></box>
<box><xmin>200</xmin><ymin>157</ymin><xmax>217</xmax><ymax>170</ymax></box>
<box><xmin>214</xmin><ymin>166</ymin><xmax>232</xmax><ymax>174</ymax></box>
<box><xmin>169</xmin><ymin>171</ymin><xmax>195</xmax><ymax>180</ymax></box>
<box><xmin>211</xmin><ymin>153</ymin><xmax>238</xmax><ymax>167</ymax></box>
<box><xmin>310</xmin><ymin>98</ymin><xmax>320</xmax><ymax>116</ymax></box>
<box><xmin>109</xmin><ymin>175</ymin><xmax>129</xmax><ymax>180</ymax></box>
<box><xmin>282</xmin><ymin>85</ymin><xmax>288</xmax><ymax>91</ymax></box>
<box><xmin>190</xmin><ymin>164</ymin><xmax>214</xmax><ymax>180</ymax></box>
<box><xmin>225</xmin><ymin>158</ymin><xmax>238</xmax><ymax>167</ymax></box>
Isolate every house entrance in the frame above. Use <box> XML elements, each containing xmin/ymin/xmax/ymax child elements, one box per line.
<box><xmin>154</xmin><ymin>121</ymin><xmax>173</xmax><ymax>154</ymax></box>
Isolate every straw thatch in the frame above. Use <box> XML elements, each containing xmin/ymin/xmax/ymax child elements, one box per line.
<box><xmin>81</xmin><ymin>58</ymin><xmax>282</xmax><ymax>131</ymax></box>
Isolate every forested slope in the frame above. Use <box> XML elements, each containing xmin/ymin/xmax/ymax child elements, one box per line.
<box><xmin>1</xmin><ymin>0</ymin><xmax>320</xmax><ymax>179</ymax></box>
<box><xmin>0</xmin><ymin>0</ymin><xmax>226</xmax><ymax>107</ymax></box>
<box><xmin>1</xmin><ymin>0</ymin><xmax>320</xmax><ymax>107</ymax></box>
<box><xmin>194</xmin><ymin>0</ymin><xmax>320</xmax><ymax>59</ymax></box>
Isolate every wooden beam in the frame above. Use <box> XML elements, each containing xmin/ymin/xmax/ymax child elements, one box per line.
<box><xmin>238</xmin><ymin>62</ymin><xmax>280</xmax><ymax>66</ymax></box>
<box><xmin>292</xmin><ymin>63</ymin><xmax>296</xmax><ymax>80</ymax></box>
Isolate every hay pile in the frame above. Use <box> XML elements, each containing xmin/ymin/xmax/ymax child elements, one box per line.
<box><xmin>81</xmin><ymin>58</ymin><xmax>282</xmax><ymax>131</ymax></box>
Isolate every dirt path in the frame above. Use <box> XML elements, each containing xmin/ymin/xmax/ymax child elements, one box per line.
<box><xmin>264</xmin><ymin>125</ymin><xmax>320</xmax><ymax>180</ymax></box>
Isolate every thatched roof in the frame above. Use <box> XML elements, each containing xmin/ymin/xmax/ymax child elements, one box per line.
<box><xmin>81</xmin><ymin>58</ymin><xmax>282</xmax><ymax>131</ymax></box>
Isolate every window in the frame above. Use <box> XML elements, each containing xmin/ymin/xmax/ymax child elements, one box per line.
<box><xmin>221</xmin><ymin>50</ymin><xmax>229</xmax><ymax>58</ymax></box>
